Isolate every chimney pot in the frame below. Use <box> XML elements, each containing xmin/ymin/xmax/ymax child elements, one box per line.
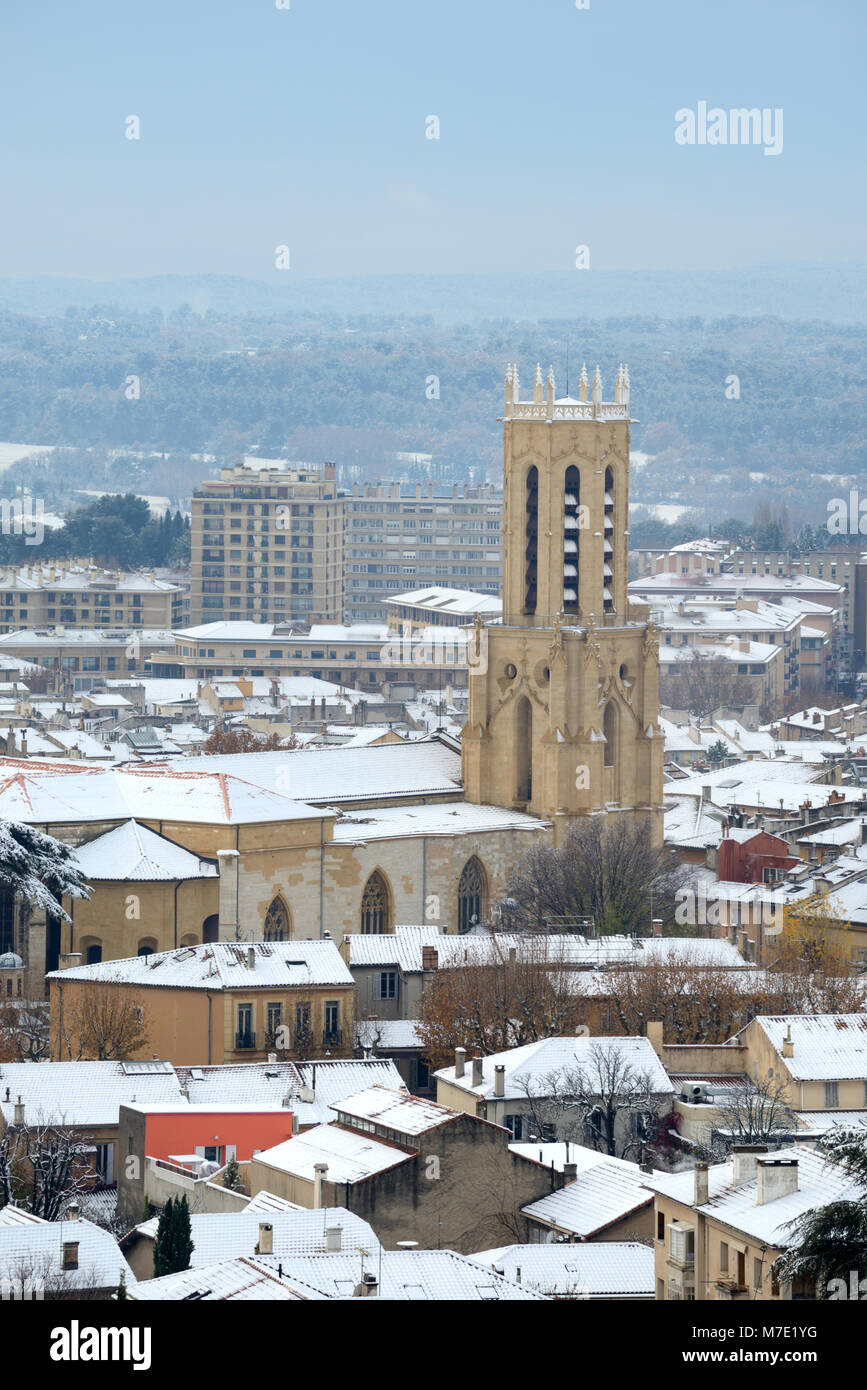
<box><xmin>257</xmin><ymin>1221</ymin><xmax>273</xmax><ymax>1255</ymax></box>
<box><xmin>694</xmin><ymin>1161</ymin><xmax>709</xmax><ymax>1207</ymax></box>
<box><xmin>454</xmin><ymin>1047</ymin><xmax>466</xmax><ymax>1079</ymax></box>
<box><xmin>563</xmin><ymin>1162</ymin><xmax>578</xmax><ymax>1181</ymax></box>
<box><xmin>493</xmin><ymin>1064</ymin><xmax>506</xmax><ymax>1098</ymax></box>
<box><xmin>471</xmin><ymin>1056</ymin><xmax>484</xmax><ymax>1088</ymax></box>
<box><xmin>13</xmin><ymin>1096</ymin><xmax>24</xmax><ymax>1126</ymax></box>
<box><xmin>325</xmin><ymin>1225</ymin><xmax>342</xmax><ymax>1253</ymax></box>
<box><xmin>732</xmin><ymin>1144</ymin><xmax>768</xmax><ymax>1186</ymax></box>
<box><xmin>757</xmin><ymin>1157</ymin><xmax>798</xmax><ymax>1205</ymax></box>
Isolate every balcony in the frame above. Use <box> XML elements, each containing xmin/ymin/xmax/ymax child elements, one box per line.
<box><xmin>235</xmin><ymin>1032</ymin><xmax>256</xmax><ymax>1051</ymax></box>
<box><xmin>321</xmin><ymin>1030</ymin><xmax>343</xmax><ymax>1047</ymax></box>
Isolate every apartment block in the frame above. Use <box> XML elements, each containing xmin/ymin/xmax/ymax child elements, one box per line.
<box><xmin>0</xmin><ymin>563</ymin><xmax>184</xmax><ymax>634</ymax></box>
<box><xmin>190</xmin><ymin>461</ymin><xmax>345</xmax><ymax>627</ymax></box>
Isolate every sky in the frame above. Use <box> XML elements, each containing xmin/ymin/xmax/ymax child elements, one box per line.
<box><xmin>0</xmin><ymin>0</ymin><xmax>863</xmax><ymax>280</ymax></box>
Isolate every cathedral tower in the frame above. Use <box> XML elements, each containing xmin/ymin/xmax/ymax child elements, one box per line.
<box><xmin>462</xmin><ymin>363</ymin><xmax>664</xmax><ymax>843</ymax></box>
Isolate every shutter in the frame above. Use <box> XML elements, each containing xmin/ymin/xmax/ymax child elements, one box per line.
<box><xmin>194</xmin><ymin>1146</ymin><xmax>206</xmax><ymax>1158</ymax></box>
<box><xmin>225</xmin><ymin>1145</ymin><xmax>237</xmax><ymax>1162</ymax></box>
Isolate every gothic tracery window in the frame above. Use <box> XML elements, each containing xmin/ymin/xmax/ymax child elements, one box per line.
<box><xmin>264</xmin><ymin>896</ymin><xmax>291</xmax><ymax>941</ymax></box>
<box><xmin>458</xmin><ymin>857</ymin><xmax>486</xmax><ymax>935</ymax></box>
<box><xmin>361</xmin><ymin>872</ymin><xmax>389</xmax><ymax>935</ymax></box>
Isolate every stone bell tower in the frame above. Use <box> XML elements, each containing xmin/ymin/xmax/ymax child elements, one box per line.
<box><xmin>462</xmin><ymin>362</ymin><xmax>663</xmax><ymax>843</ymax></box>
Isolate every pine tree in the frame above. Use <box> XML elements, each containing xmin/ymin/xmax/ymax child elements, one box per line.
<box><xmin>223</xmin><ymin>1156</ymin><xmax>243</xmax><ymax>1192</ymax></box>
<box><xmin>775</xmin><ymin>1127</ymin><xmax>867</xmax><ymax>1295</ymax></box>
<box><xmin>173</xmin><ymin>1194</ymin><xmax>193</xmax><ymax>1272</ymax></box>
<box><xmin>152</xmin><ymin>1197</ymin><xmax>174</xmax><ymax>1278</ymax></box>
<box><xmin>115</xmin><ymin>1269</ymin><xmax>129</xmax><ymax>1300</ymax></box>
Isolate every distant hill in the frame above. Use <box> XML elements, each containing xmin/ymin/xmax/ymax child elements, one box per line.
<box><xmin>1</xmin><ymin>264</ymin><xmax>865</xmax><ymax>324</ymax></box>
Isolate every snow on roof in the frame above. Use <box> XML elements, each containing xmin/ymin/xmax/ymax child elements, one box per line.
<box><xmin>175</xmin><ymin>1059</ymin><xmax>404</xmax><ymax>1127</ymax></box>
<box><xmin>385</xmin><ymin>586</ymin><xmax>503</xmax><ymax>617</ymax></box>
<box><xmin>746</xmin><ymin>1014</ymin><xmax>867</xmax><ymax>1080</ymax></box>
<box><xmin>471</xmin><ymin>1241</ymin><xmax>654</xmax><ymax>1298</ymax></box>
<box><xmin>73</xmin><ymin>820</ymin><xmax>219</xmax><ymax>882</ymax></box>
<box><xmin>431</xmin><ymin>933</ymin><xmax>748</xmax><ymax>972</ymax></box>
<box><xmin>243</xmin><ymin>1190</ymin><xmax>306</xmax><ymax>1213</ymax></box>
<box><xmin>0</xmin><ymin>759</ymin><xmax>320</xmax><ymax>825</ymax></box>
<box><xmin>164</xmin><ymin>739</ymin><xmax>462</xmax><ymax>805</ymax></box>
<box><xmin>0</xmin><ymin>1059</ymin><xmax>184</xmax><ymax>1127</ymax></box>
<box><xmin>522</xmin><ymin>1158</ymin><xmax>655</xmax><ymax>1237</ymax></box>
<box><xmin>643</xmin><ymin>1146</ymin><xmax>863</xmax><ymax>1248</ymax></box>
<box><xmin>254</xmin><ymin>1248</ymin><xmax>543</xmax><ymax>1300</ymax></box>
<box><xmin>0</xmin><ymin>1217</ymin><xmax>134</xmax><ymax>1291</ymax></box>
<box><xmin>356</xmin><ymin>1019</ymin><xmax>424</xmax><ymax>1050</ymax></box>
<box><xmin>126</xmin><ymin>1255</ymin><xmax>318</xmax><ymax>1301</ymax></box>
<box><xmin>133</xmin><ymin>1208</ymin><xmax>380</xmax><ymax>1264</ymax></box>
<box><xmin>47</xmin><ymin>939</ymin><xmax>353</xmax><ymax>991</ymax></box>
<box><xmin>0</xmin><ymin>1206</ymin><xmax>47</xmax><ymax>1227</ymax></box>
<box><xmin>343</xmin><ymin>925</ymin><xmax>442</xmax><ymax>972</ymax></box>
<box><xmin>332</xmin><ymin>800</ymin><xmax>546</xmax><ymax>843</ymax></box>
<box><xmin>436</xmin><ymin>1036</ymin><xmax>674</xmax><ymax>1100</ymax></box>
<box><xmin>794</xmin><ymin>1110</ymin><xmax>867</xmax><ymax>1136</ymax></box>
<box><xmin>330</xmin><ymin>1085</ymin><xmax>457</xmax><ymax>1136</ymax></box>
<box><xmin>254</xmin><ymin>1122</ymin><xmax>412</xmax><ymax>1184</ymax></box>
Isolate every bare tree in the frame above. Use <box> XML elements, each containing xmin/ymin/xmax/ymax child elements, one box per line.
<box><xmin>700</xmin><ymin>1074</ymin><xmax>797</xmax><ymax>1160</ymax></box>
<box><xmin>0</xmin><ymin>998</ymin><xmax>50</xmax><ymax>1062</ymax></box>
<box><xmin>515</xmin><ymin>1042</ymin><xmax>667</xmax><ymax>1160</ymax></box>
<box><xmin>0</xmin><ymin>1115</ymin><xmax>97</xmax><ymax>1220</ymax></box>
<box><xmin>506</xmin><ymin>817</ymin><xmax>690</xmax><ymax>936</ymax></box>
<box><xmin>54</xmin><ymin>980</ymin><xmax>150</xmax><ymax>1061</ymax></box>
<box><xmin>660</xmin><ymin>649</ymin><xmax>756</xmax><ymax>725</ymax></box>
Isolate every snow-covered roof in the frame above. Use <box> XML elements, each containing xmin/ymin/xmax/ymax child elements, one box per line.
<box><xmin>385</xmin><ymin>586</ymin><xmax>503</xmax><ymax>617</ymax></box>
<box><xmin>356</xmin><ymin>1019</ymin><xmax>424</xmax><ymax>1050</ymax></box>
<box><xmin>0</xmin><ymin>1059</ymin><xmax>184</xmax><ymax>1127</ymax></box>
<box><xmin>331</xmin><ymin>800</ymin><xmax>546</xmax><ymax>842</ymax></box>
<box><xmin>73</xmin><ymin>820</ymin><xmax>219</xmax><ymax>882</ymax></box>
<box><xmin>343</xmin><ymin>925</ymin><xmax>442</xmax><ymax>972</ymax></box>
<box><xmin>794</xmin><ymin>1110</ymin><xmax>867</xmax><ymax>1136</ymax></box>
<box><xmin>330</xmin><ymin>1085</ymin><xmax>457</xmax><ymax>1137</ymax></box>
<box><xmin>176</xmin><ymin>1059</ymin><xmax>404</xmax><ymax>1128</ymax></box>
<box><xmin>126</xmin><ymin>1255</ymin><xmax>318</xmax><ymax>1301</ymax></box>
<box><xmin>436</xmin><ymin>1036</ymin><xmax>674</xmax><ymax>1100</ymax></box>
<box><xmin>254</xmin><ymin>1122</ymin><xmax>412</xmax><ymax>1184</ymax></box>
<box><xmin>0</xmin><ymin>759</ymin><xmax>320</xmax><ymax>824</ymax></box>
<box><xmin>430</xmin><ymin>933</ymin><xmax>748</xmax><ymax>972</ymax></box>
<box><xmin>741</xmin><ymin>1014</ymin><xmax>867</xmax><ymax>1081</ymax></box>
<box><xmin>164</xmin><ymin>739</ymin><xmax>462</xmax><ymax>806</ymax></box>
<box><xmin>471</xmin><ymin>1241</ymin><xmax>654</xmax><ymax>1298</ymax></box>
<box><xmin>642</xmin><ymin>1146</ymin><xmax>862</xmax><ymax>1248</ymax></box>
<box><xmin>522</xmin><ymin>1157</ymin><xmax>655</xmax><ymax>1237</ymax></box>
<box><xmin>132</xmin><ymin>1207</ymin><xmax>380</xmax><ymax>1264</ymax></box>
<box><xmin>47</xmin><ymin>939</ymin><xmax>353</xmax><ymax>992</ymax></box>
<box><xmin>0</xmin><ymin>1217</ymin><xmax>134</xmax><ymax>1291</ymax></box>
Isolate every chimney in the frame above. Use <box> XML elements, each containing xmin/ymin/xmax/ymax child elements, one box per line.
<box><xmin>782</xmin><ymin>1025</ymin><xmax>794</xmax><ymax>1058</ymax></box>
<box><xmin>357</xmin><ymin>1272</ymin><xmax>378</xmax><ymax>1298</ymax></box>
<box><xmin>651</xmin><ymin>918</ymin><xmax>663</xmax><ymax>938</ymax></box>
<box><xmin>61</xmin><ymin>1242</ymin><xmax>79</xmax><ymax>1271</ymax></box>
<box><xmin>757</xmin><ymin>1158</ymin><xmax>798</xmax><ymax>1205</ymax></box>
<box><xmin>325</xmin><ymin>1225</ymin><xmax>342</xmax><ymax>1252</ymax></box>
<box><xmin>646</xmin><ymin>1021</ymin><xmax>664</xmax><ymax>1056</ymax></box>
<box><xmin>421</xmin><ymin>945</ymin><xmax>438</xmax><ymax>971</ymax></box>
<box><xmin>246</xmin><ymin>946</ymin><xmax>255</xmax><ymax>970</ymax></box>
<box><xmin>732</xmin><ymin>1145</ymin><xmax>767</xmax><ymax>1186</ymax></box>
<box><xmin>13</xmin><ymin>1096</ymin><xmax>24</xmax><ymax>1126</ymax></box>
<box><xmin>508</xmin><ymin>947</ymin><xmax>517</xmax><ymax>963</ymax></box>
<box><xmin>471</xmin><ymin>1057</ymin><xmax>484</xmax><ymax>1088</ymax></box>
<box><xmin>268</xmin><ymin>1053</ymin><xmax>277</xmax><ymax>1064</ymax></box>
<box><xmin>256</xmin><ymin>1222</ymin><xmax>273</xmax><ymax>1255</ymax></box>
<box><xmin>493</xmin><ymin>1064</ymin><xmax>505</xmax><ymax>1098</ymax></box>
<box><xmin>454</xmin><ymin>1047</ymin><xmax>466</xmax><ymax>1079</ymax></box>
<box><xmin>66</xmin><ymin>1202</ymin><xmax>80</xmax><ymax>1222</ymax></box>
<box><xmin>694</xmin><ymin>1162</ymin><xmax>709</xmax><ymax>1206</ymax></box>
<box><xmin>313</xmin><ymin>1161</ymin><xmax>328</xmax><ymax>1208</ymax></box>
<box><xmin>563</xmin><ymin>1162</ymin><xmax>578</xmax><ymax>1182</ymax></box>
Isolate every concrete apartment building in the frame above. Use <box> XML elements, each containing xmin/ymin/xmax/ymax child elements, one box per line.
<box><xmin>0</xmin><ymin>627</ymin><xmax>175</xmax><ymax>692</ymax></box>
<box><xmin>189</xmin><ymin>460</ymin><xmax>503</xmax><ymax>628</ymax></box>
<box><xmin>191</xmin><ymin>461</ymin><xmax>345</xmax><ymax>628</ymax></box>
<box><xmin>0</xmin><ymin>563</ymin><xmax>184</xmax><ymax>634</ymax></box>
<box><xmin>343</xmin><ymin>482</ymin><xmax>502</xmax><ymax>622</ymax></box>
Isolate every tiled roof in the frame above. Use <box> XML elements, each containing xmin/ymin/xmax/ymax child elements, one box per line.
<box><xmin>522</xmin><ymin>1158</ymin><xmax>655</xmax><ymax>1237</ymax></box>
<box><xmin>0</xmin><ymin>1217</ymin><xmax>133</xmax><ymax>1290</ymax></box>
<box><xmin>133</xmin><ymin>1208</ymin><xmax>380</xmax><ymax>1264</ymax></box>
<box><xmin>471</xmin><ymin>1241</ymin><xmax>654</xmax><ymax>1298</ymax></box>
<box><xmin>330</xmin><ymin>1085</ymin><xmax>456</xmax><ymax>1136</ymax></box>
<box><xmin>332</xmin><ymin>800</ymin><xmax>547</xmax><ymax>842</ymax></box>
<box><xmin>254</xmin><ymin>1123</ymin><xmax>412</xmax><ymax>1184</ymax></box>
<box><xmin>177</xmin><ymin>1059</ymin><xmax>404</xmax><ymax>1127</ymax></box>
<box><xmin>436</xmin><ymin>1036</ymin><xmax>674</xmax><ymax>1100</ymax></box>
<box><xmin>344</xmin><ymin>925</ymin><xmax>442</xmax><ymax>972</ymax></box>
<box><xmin>746</xmin><ymin>1014</ymin><xmax>867</xmax><ymax>1080</ymax></box>
<box><xmin>126</xmin><ymin>1255</ymin><xmax>317</xmax><ymax>1301</ymax></box>
<box><xmin>0</xmin><ymin>1059</ymin><xmax>184</xmax><ymax>1127</ymax></box>
<box><xmin>73</xmin><ymin>820</ymin><xmax>219</xmax><ymax>882</ymax></box>
<box><xmin>47</xmin><ymin>939</ymin><xmax>353</xmax><ymax>991</ymax></box>
<box><xmin>253</xmin><ymin>1248</ymin><xmax>545</xmax><ymax>1300</ymax></box>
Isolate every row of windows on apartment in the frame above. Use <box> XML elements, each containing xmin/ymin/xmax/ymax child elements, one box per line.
<box><xmin>235</xmin><ymin>1000</ymin><xmax>341</xmax><ymax>1047</ymax></box>
<box><xmin>201</xmin><ymin>503</ymin><xmax>318</xmax><ymax>515</ymax></box>
<box><xmin>2</xmin><ymin>594</ymin><xmax>145</xmax><ymax>605</ymax></box>
<box><xmin>200</xmin><ymin>598</ymin><xmax>314</xmax><ymax>610</ymax></box>
<box><xmin>188</xmin><ymin>647</ymin><xmax>380</xmax><ymax>660</ymax></box>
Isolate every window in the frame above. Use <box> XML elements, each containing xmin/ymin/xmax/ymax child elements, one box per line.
<box><xmin>266</xmin><ymin>1002</ymin><xmax>282</xmax><ymax>1039</ymax></box>
<box><xmin>236</xmin><ymin>1003</ymin><xmax>254</xmax><ymax>1049</ymax></box>
<box><xmin>458</xmin><ymin>857</ymin><xmax>485</xmax><ymax>934</ymax></box>
<box><xmin>295</xmin><ymin>1001</ymin><xmax>311</xmax><ymax>1046</ymax></box>
<box><xmin>324</xmin><ymin>1001</ymin><xmax>340</xmax><ymax>1040</ymax></box>
<box><xmin>754</xmin><ymin>1257</ymin><xmax>763</xmax><ymax>1291</ymax></box>
<box><xmin>85</xmin><ymin>943</ymin><xmax>102</xmax><ymax>965</ymax></box>
<box><xmin>376</xmin><ymin>971</ymin><xmax>397</xmax><ymax>1001</ymax></box>
<box><xmin>657</xmin><ymin>1209</ymin><xmax>665</xmax><ymax>1241</ymax></box>
<box><xmin>720</xmin><ymin>1240</ymin><xmax>729</xmax><ymax>1273</ymax></box>
<box><xmin>504</xmin><ymin>1114</ymin><xmax>525</xmax><ymax>1140</ymax></box>
<box><xmin>669</xmin><ymin>1223</ymin><xmax>694</xmax><ymax>1265</ymax></box>
<box><xmin>264</xmin><ymin>896</ymin><xmax>290</xmax><ymax>942</ymax></box>
<box><xmin>360</xmin><ymin>871</ymin><xmax>389</xmax><ymax>935</ymax></box>
<box><xmin>825</xmin><ymin>1081</ymin><xmax>839</xmax><ymax>1107</ymax></box>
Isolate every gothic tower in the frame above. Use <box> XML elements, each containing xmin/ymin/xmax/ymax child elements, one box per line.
<box><xmin>462</xmin><ymin>362</ymin><xmax>664</xmax><ymax>843</ymax></box>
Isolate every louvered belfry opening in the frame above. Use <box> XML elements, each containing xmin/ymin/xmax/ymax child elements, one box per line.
<box><xmin>524</xmin><ymin>465</ymin><xmax>538</xmax><ymax>615</ymax></box>
<box><xmin>603</xmin><ymin>465</ymin><xmax>615</xmax><ymax>614</ymax></box>
<box><xmin>564</xmin><ymin>464</ymin><xmax>580</xmax><ymax>616</ymax></box>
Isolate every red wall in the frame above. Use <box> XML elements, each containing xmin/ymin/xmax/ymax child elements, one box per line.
<box><xmin>143</xmin><ymin>1110</ymin><xmax>293</xmax><ymax>1162</ymax></box>
<box><xmin>718</xmin><ymin>832</ymin><xmax>799</xmax><ymax>884</ymax></box>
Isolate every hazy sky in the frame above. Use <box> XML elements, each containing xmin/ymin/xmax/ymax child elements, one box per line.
<box><xmin>1</xmin><ymin>0</ymin><xmax>863</xmax><ymax>280</ymax></box>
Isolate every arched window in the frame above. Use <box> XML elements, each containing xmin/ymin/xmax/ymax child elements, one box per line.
<box><xmin>603</xmin><ymin>701</ymin><xmax>617</xmax><ymax>768</ymax></box>
<box><xmin>524</xmin><ymin>466</ymin><xmax>538</xmax><ymax>615</ymax></box>
<box><xmin>0</xmin><ymin>887</ymin><xmax>14</xmax><ymax>955</ymax></box>
<box><xmin>137</xmin><ymin>938</ymin><xmax>157</xmax><ymax>958</ymax></box>
<box><xmin>361</xmin><ymin>871</ymin><xmax>390</xmax><ymax>935</ymax></box>
<box><xmin>564</xmin><ymin>465</ymin><xmax>580</xmax><ymax>616</ymax></box>
<box><xmin>264</xmin><ymin>896</ymin><xmax>291</xmax><ymax>942</ymax></box>
<box><xmin>458</xmin><ymin>858</ymin><xmax>486</xmax><ymax>935</ymax></box>
<box><xmin>83</xmin><ymin>941</ymin><xmax>102</xmax><ymax>965</ymax></box>
<box><xmin>202</xmin><ymin>914</ymin><xmax>219</xmax><ymax>944</ymax></box>
<box><xmin>180</xmin><ymin>933</ymin><xmax>199</xmax><ymax>948</ymax></box>
<box><xmin>516</xmin><ymin>696</ymin><xmax>532</xmax><ymax>802</ymax></box>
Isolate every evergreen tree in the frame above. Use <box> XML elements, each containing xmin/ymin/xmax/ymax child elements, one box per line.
<box><xmin>775</xmin><ymin>1127</ymin><xmax>867</xmax><ymax>1295</ymax></box>
<box><xmin>152</xmin><ymin>1197</ymin><xmax>174</xmax><ymax>1278</ymax></box>
<box><xmin>172</xmin><ymin>1194</ymin><xmax>193</xmax><ymax>1273</ymax></box>
<box><xmin>223</xmin><ymin>1156</ymin><xmax>243</xmax><ymax>1192</ymax></box>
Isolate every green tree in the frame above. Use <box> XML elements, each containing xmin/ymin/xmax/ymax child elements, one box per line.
<box><xmin>152</xmin><ymin>1195</ymin><xmax>194</xmax><ymax>1277</ymax></box>
<box><xmin>775</xmin><ymin>1127</ymin><xmax>867</xmax><ymax>1296</ymax></box>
